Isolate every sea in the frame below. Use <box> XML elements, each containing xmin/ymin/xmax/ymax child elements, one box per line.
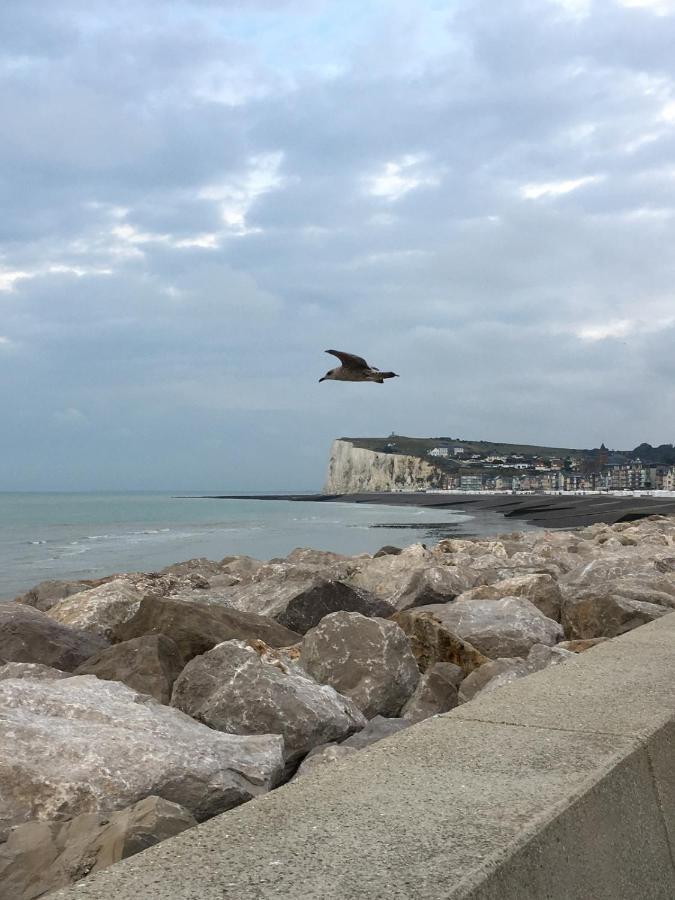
<box><xmin>0</xmin><ymin>491</ymin><xmax>539</xmax><ymax>599</ymax></box>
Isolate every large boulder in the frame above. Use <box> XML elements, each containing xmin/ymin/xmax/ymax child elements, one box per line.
<box><xmin>455</xmin><ymin>573</ymin><xmax>564</xmax><ymax>622</ymax></box>
<box><xmin>47</xmin><ymin>574</ymin><xmax>187</xmax><ymax>641</ymax></box>
<box><xmin>401</xmin><ymin>662</ymin><xmax>462</xmax><ymax>723</ymax></box>
<box><xmin>0</xmin><ymin>796</ymin><xmax>197</xmax><ymax>900</ymax></box>
<box><xmin>458</xmin><ymin>658</ymin><xmax>530</xmax><ymax>703</ymax></box>
<box><xmin>299</xmin><ymin>612</ymin><xmax>420</xmax><ymax>718</ymax></box>
<box><xmin>387</xmin><ymin>566</ymin><xmax>479</xmax><ymax>612</ymax></box>
<box><xmin>0</xmin><ymin>603</ymin><xmax>107</xmax><ymax>673</ymax></box>
<box><xmin>561</xmin><ymin>590</ymin><xmax>672</xmax><ymax>639</ymax></box>
<box><xmin>458</xmin><ymin>643</ymin><xmax>575</xmax><ymax>704</ymax></box>
<box><xmin>397</xmin><ymin>596</ymin><xmax>563</xmax><ymax>660</ymax></box>
<box><xmin>0</xmin><ymin>662</ymin><xmax>71</xmax><ymax>682</ymax></box>
<box><xmin>341</xmin><ymin>716</ymin><xmax>412</xmax><ymax>750</ymax></box>
<box><xmin>13</xmin><ymin>579</ymin><xmax>106</xmax><ymax>613</ymax></box>
<box><xmin>74</xmin><ymin>635</ymin><xmax>185</xmax><ymax>704</ymax></box>
<box><xmin>291</xmin><ymin>744</ymin><xmax>358</xmax><ymax>781</ymax></box>
<box><xmin>0</xmin><ymin>675</ymin><xmax>284</xmax><ymax>838</ymax></box>
<box><xmin>171</xmin><ymin>640</ymin><xmax>366</xmax><ymax>763</ymax></box>
<box><xmin>115</xmin><ymin>595</ymin><xmax>300</xmax><ymax>661</ymax></box>
<box><xmin>223</xmin><ymin>575</ymin><xmax>393</xmax><ymax>634</ymax></box>
<box><xmin>393</xmin><ymin>608</ymin><xmax>489</xmax><ymax>675</ymax></box>
<box><xmin>160</xmin><ymin>557</ymin><xmax>225</xmax><ymax>578</ymax></box>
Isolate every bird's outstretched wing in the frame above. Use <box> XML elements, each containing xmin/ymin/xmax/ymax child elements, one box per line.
<box><xmin>325</xmin><ymin>349</ymin><xmax>369</xmax><ymax>369</ymax></box>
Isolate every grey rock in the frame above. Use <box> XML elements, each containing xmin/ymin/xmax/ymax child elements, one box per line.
<box><xmin>46</xmin><ymin>575</ymin><xmax>181</xmax><ymax>641</ymax></box>
<box><xmin>401</xmin><ymin>662</ymin><xmax>462</xmax><ymax>723</ymax></box>
<box><xmin>115</xmin><ymin>594</ymin><xmax>300</xmax><ymax>662</ymax></box>
<box><xmin>0</xmin><ymin>662</ymin><xmax>71</xmax><ymax>681</ymax></box>
<box><xmin>0</xmin><ymin>796</ymin><xmax>197</xmax><ymax>900</ymax></box>
<box><xmin>458</xmin><ymin>658</ymin><xmax>530</xmax><ymax>703</ymax></box>
<box><xmin>526</xmin><ymin>643</ymin><xmax>576</xmax><ymax>671</ymax></box>
<box><xmin>74</xmin><ymin>634</ymin><xmax>185</xmax><ymax>704</ymax></box>
<box><xmin>341</xmin><ymin>716</ymin><xmax>412</xmax><ymax>750</ymax></box>
<box><xmin>388</xmin><ymin>566</ymin><xmax>479</xmax><ymax>612</ymax></box>
<box><xmin>291</xmin><ymin>743</ymin><xmax>358</xmax><ymax>781</ymax></box>
<box><xmin>13</xmin><ymin>579</ymin><xmax>107</xmax><ymax>613</ymax></box>
<box><xmin>373</xmin><ymin>545</ymin><xmax>403</xmax><ymax>557</ymax></box>
<box><xmin>300</xmin><ymin>611</ymin><xmax>420</xmax><ymax>718</ymax></box>
<box><xmin>160</xmin><ymin>557</ymin><xmax>224</xmax><ymax>578</ymax></box>
<box><xmin>171</xmin><ymin>640</ymin><xmax>366</xmax><ymax>762</ymax></box>
<box><xmin>393</xmin><ymin>607</ymin><xmax>489</xmax><ymax>675</ymax></box>
<box><xmin>402</xmin><ymin>596</ymin><xmax>563</xmax><ymax>660</ymax></box>
<box><xmin>346</xmin><ymin>546</ymin><xmax>438</xmax><ymax>603</ymax></box>
<box><xmin>561</xmin><ymin>589</ymin><xmax>671</xmax><ymax>640</ymax></box>
<box><xmin>224</xmin><ymin>575</ymin><xmax>394</xmax><ymax>634</ymax></box>
<box><xmin>455</xmin><ymin>573</ymin><xmax>564</xmax><ymax>622</ymax></box>
<box><xmin>0</xmin><ymin>602</ymin><xmax>107</xmax><ymax>673</ymax></box>
<box><xmin>218</xmin><ymin>555</ymin><xmax>265</xmax><ymax>582</ymax></box>
<box><xmin>0</xmin><ymin>675</ymin><xmax>284</xmax><ymax>839</ymax></box>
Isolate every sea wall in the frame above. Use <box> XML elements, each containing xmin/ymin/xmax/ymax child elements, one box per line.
<box><xmin>52</xmin><ymin>613</ymin><xmax>675</xmax><ymax>900</ymax></box>
<box><xmin>324</xmin><ymin>439</ymin><xmax>445</xmax><ymax>493</ymax></box>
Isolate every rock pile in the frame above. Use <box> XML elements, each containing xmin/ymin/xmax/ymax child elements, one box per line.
<box><xmin>2</xmin><ymin>514</ymin><xmax>675</xmax><ymax>898</ymax></box>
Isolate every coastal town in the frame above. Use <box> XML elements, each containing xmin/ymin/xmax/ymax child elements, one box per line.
<box><xmin>368</xmin><ymin>437</ymin><xmax>675</xmax><ymax>494</ymax></box>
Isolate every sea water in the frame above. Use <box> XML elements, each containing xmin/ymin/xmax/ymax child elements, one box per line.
<box><xmin>0</xmin><ymin>492</ymin><xmax>537</xmax><ymax>598</ymax></box>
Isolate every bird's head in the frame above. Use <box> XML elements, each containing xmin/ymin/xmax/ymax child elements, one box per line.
<box><xmin>319</xmin><ymin>368</ymin><xmax>337</xmax><ymax>382</ymax></box>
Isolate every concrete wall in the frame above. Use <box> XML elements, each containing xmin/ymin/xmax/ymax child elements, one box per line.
<box><xmin>54</xmin><ymin>614</ymin><xmax>675</xmax><ymax>900</ymax></box>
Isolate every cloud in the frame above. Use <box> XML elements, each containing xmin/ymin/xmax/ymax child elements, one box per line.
<box><xmin>1</xmin><ymin>0</ymin><xmax>675</xmax><ymax>489</ymax></box>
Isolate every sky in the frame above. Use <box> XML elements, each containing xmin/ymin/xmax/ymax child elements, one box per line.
<box><xmin>1</xmin><ymin>0</ymin><xmax>675</xmax><ymax>491</ymax></box>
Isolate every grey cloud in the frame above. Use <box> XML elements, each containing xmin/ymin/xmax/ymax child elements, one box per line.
<box><xmin>1</xmin><ymin>0</ymin><xmax>675</xmax><ymax>489</ymax></box>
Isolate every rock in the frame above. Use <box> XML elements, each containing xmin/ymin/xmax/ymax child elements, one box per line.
<box><xmin>115</xmin><ymin>595</ymin><xmax>300</xmax><ymax>662</ymax></box>
<box><xmin>393</xmin><ymin>607</ymin><xmax>489</xmax><ymax>675</ymax></box>
<box><xmin>557</xmin><ymin>637</ymin><xmax>609</xmax><ymax>653</ymax></box>
<box><xmin>285</xmin><ymin>547</ymin><xmax>350</xmax><ymax>567</ymax></box>
<box><xmin>0</xmin><ymin>675</ymin><xmax>284</xmax><ymax>839</ymax></box>
<box><xmin>0</xmin><ymin>796</ymin><xmax>197</xmax><ymax>900</ymax></box>
<box><xmin>13</xmin><ymin>579</ymin><xmax>106</xmax><ymax>613</ymax></box>
<box><xmin>74</xmin><ymin>635</ymin><xmax>185</xmax><ymax>704</ymax></box>
<box><xmin>161</xmin><ymin>557</ymin><xmax>224</xmax><ymax>577</ymax></box>
<box><xmin>0</xmin><ymin>662</ymin><xmax>71</xmax><ymax>681</ymax></box>
<box><xmin>373</xmin><ymin>545</ymin><xmax>403</xmax><ymax>557</ymax></box>
<box><xmin>291</xmin><ymin>743</ymin><xmax>358</xmax><ymax>781</ymax></box>
<box><xmin>346</xmin><ymin>547</ymin><xmax>444</xmax><ymax>605</ymax></box>
<box><xmin>47</xmin><ymin>574</ymin><xmax>183</xmax><ymax>642</ymax></box>
<box><xmin>458</xmin><ymin>658</ymin><xmax>530</xmax><ymax>703</ymax></box>
<box><xmin>398</xmin><ymin>596</ymin><xmax>563</xmax><ymax>660</ymax></box>
<box><xmin>526</xmin><ymin>643</ymin><xmax>576</xmax><ymax>671</ymax></box>
<box><xmin>171</xmin><ymin>640</ymin><xmax>366</xmax><ymax>763</ymax></box>
<box><xmin>0</xmin><ymin>602</ymin><xmax>108</xmax><ymax>673</ymax></box>
<box><xmin>223</xmin><ymin>576</ymin><xmax>394</xmax><ymax>634</ymax></box>
<box><xmin>219</xmin><ymin>555</ymin><xmax>265</xmax><ymax>581</ymax></box>
<box><xmin>299</xmin><ymin>612</ymin><xmax>420</xmax><ymax>718</ymax></box>
<box><xmin>387</xmin><ymin>566</ymin><xmax>479</xmax><ymax>612</ymax></box>
<box><xmin>561</xmin><ymin>590</ymin><xmax>671</xmax><ymax>640</ymax></box>
<box><xmin>341</xmin><ymin>716</ymin><xmax>412</xmax><ymax>750</ymax></box>
<box><xmin>455</xmin><ymin>573</ymin><xmax>564</xmax><ymax>622</ymax></box>
<box><xmin>401</xmin><ymin>662</ymin><xmax>462</xmax><ymax>723</ymax></box>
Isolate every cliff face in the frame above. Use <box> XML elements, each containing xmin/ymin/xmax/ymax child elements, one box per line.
<box><xmin>324</xmin><ymin>439</ymin><xmax>446</xmax><ymax>493</ymax></box>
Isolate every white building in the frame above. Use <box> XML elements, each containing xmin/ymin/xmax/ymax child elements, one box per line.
<box><xmin>428</xmin><ymin>447</ymin><xmax>449</xmax><ymax>458</ymax></box>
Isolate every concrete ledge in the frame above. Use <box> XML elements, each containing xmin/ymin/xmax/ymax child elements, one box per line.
<box><xmin>54</xmin><ymin>615</ymin><xmax>675</xmax><ymax>900</ymax></box>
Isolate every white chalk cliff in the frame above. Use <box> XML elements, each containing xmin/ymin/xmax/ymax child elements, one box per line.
<box><xmin>324</xmin><ymin>440</ymin><xmax>445</xmax><ymax>493</ymax></box>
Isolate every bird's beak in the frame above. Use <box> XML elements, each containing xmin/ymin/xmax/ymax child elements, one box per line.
<box><xmin>318</xmin><ymin>377</ymin><xmax>326</xmax><ymax>382</ymax></box>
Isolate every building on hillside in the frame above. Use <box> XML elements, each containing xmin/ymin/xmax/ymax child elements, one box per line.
<box><xmin>460</xmin><ymin>475</ymin><xmax>483</xmax><ymax>491</ymax></box>
<box><xmin>428</xmin><ymin>447</ymin><xmax>449</xmax><ymax>458</ymax></box>
<box><xmin>452</xmin><ymin>447</ymin><xmax>465</xmax><ymax>455</ymax></box>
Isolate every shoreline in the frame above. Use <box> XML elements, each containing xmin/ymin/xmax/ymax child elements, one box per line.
<box><xmin>204</xmin><ymin>491</ymin><xmax>675</xmax><ymax>529</ymax></box>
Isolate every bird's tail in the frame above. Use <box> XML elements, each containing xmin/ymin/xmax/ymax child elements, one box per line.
<box><xmin>380</xmin><ymin>372</ymin><xmax>398</xmax><ymax>379</ymax></box>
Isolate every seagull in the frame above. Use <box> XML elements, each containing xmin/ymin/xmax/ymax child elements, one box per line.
<box><xmin>319</xmin><ymin>349</ymin><xmax>399</xmax><ymax>384</ymax></box>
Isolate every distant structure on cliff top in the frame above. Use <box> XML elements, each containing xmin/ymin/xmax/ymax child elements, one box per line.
<box><xmin>324</xmin><ymin>436</ymin><xmax>675</xmax><ymax>494</ymax></box>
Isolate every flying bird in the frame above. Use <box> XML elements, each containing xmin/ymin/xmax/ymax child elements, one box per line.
<box><xmin>319</xmin><ymin>349</ymin><xmax>399</xmax><ymax>384</ymax></box>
